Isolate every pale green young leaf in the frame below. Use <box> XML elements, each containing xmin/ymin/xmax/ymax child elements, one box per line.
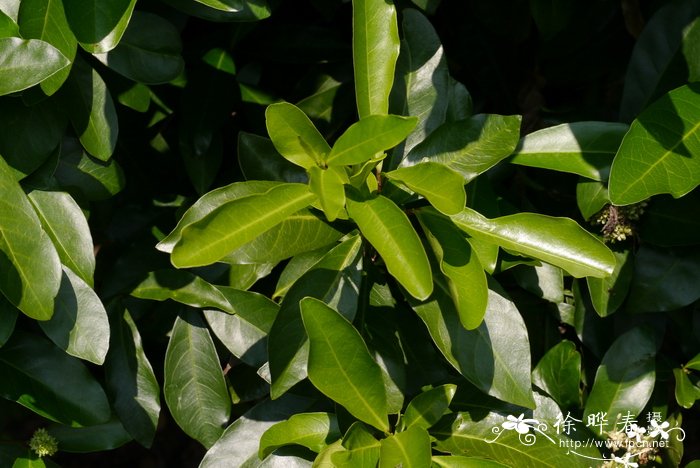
<box><xmin>308</xmin><ymin>165</ymin><xmax>347</xmax><ymax>222</ymax></box>
<box><xmin>385</xmin><ymin>163</ymin><xmax>466</xmax><ymax>215</ymax></box>
<box><xmin>266</xmin><ymin>101</ymin><xmax>331</xmax><ymax>168</ymax></box>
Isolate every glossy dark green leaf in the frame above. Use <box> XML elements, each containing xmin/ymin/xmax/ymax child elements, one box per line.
<box><xmin>353</xmin><ymin>0</ymin><xmax>400</xmax><ymax>118</ymax></box>
<box><xmin>0</xmin><ymin>295</ymin><xmax>17</xmax><ymax>347</ymax></box>
<box><xmin>331</xmin><ymin>422</ymin><xmax>381</xmax><ymax>467</ymax></box>
<box><xmin>60</xmin><ymin>58</ymin><xmax>118</xmax><ymax>161</ymax></box>
<box><xmin>308</xmin><ymin>165</ymin><xmax>347</xmax><ymax>222</ymax></box>
<box><xmin>379</xmin><ymin>426</ymin><xmax>431</xmax><ymax>468</ymax></box>
<box><xmin>104</xmin><ymin>304</ymin><xmax>160</xmax><ymax>448</ymax></box>
<box><xmin>586</xmin><ymin>249</ymin><xmax>633</xmax><ymax>317</ymax></box>
<box><xmin>62</xmin><ymin>0</ymin><xmax>136</xmax><ymax>53</ymax></box>
<box><xmin>445</xmin><ymin>77</ymin><xmax>472</xmax><ymax>122</ymax></box>
<box><xmin>204</xmin><ymin>287</ymin><xmax>279</xmax><ymax>368</ymax></box>
<box><xmin>609</xmin><ymin>84</ymin><xmax>700</xmax><ymax>205</ymax></box>
<box><xmin>259</xmin><ymin>412</ymin><xmax>340</xmax><ymax>458</ymax></box>
<box><xmin>39</xmin><ymin>267</ymin><xmax>109</xmax><ymax>365</ymax></box>
<box><xmin>0</xmin><ymin>10</ymin><xmax>18</xmax><ymax>37</ymax></box>
<box><xmin>326</xmin><ymin>115</ymin><xmax>417</xmax><ymax>166</ymax></box>
<box><xmin>28</xmin><ymin>190</ymin><xmax>95</xmax><ymax>286</ymax></box>
<box><xmin>0</xmin><ymin>331</ymin><xmax>110</xmax><ymax>425</ymax></box>
<box><xmin>583</xmin><ymin>326</ymin><xmax>659</xmax><ymax>430</ymax></box>
<box><xmin>131</xmin><ymin>270</ymin><xmax>233</xmax><ymax>313</ymax></box>
<box><xmin>403</xmin><ymin>114</ymin><xmax>521</xmax><ymax>182</ymax></box>
<box><xmin>0</xmin><ymin>158</ymin><xmax>61</xmax><ymax>321</ymax></box>
<box><xmin>673</xmin><ymin>368</ymin><xmax>700</xmax><ymax>409</ymax></box>
<box><xmin>403</xmin><ymin>384</ymin><xmax>457</xmax><ymax>430</ymax></box>
<box><xmin>531</xmin><ymin>340</ymin><xmax>581</xmax><ymax>410</ymax></box>
<box><xmin>47</xmin><ymin>418</ymin><xmax>132</xmax><ymax>453</ymax></box>
<box><xmin>620</xmin><ymin>1</ymin><xmax>700</xmax><ymax>122</ymax></box>
<box><xmin>301</xmin><ymin>298</ymin><xmax>389</xmax><ymax>432</ymax></box>
<box><xmin>512</xmin><ymin>263</ymin><xmax>564</xmax><ymax>304</ymax></box>
<box><xmin>17</xmin><ymin>0</ymin><xmax>77</xmax><ymax>95</ymax></box>
<box><xmin>164</xmin><ymin>310</ymin><xmax>231</xmax><ymax>448</ymax></box>
<box><xmin>346</xmin><ymin>192</ymin><xmax>432</xmax><ymax>300</ymax></box>
<box><xmin>161</xmin><ymin>0</ymin><xmax>270</xmax><ymax>22</ymax></box>
<box><xmin>171</xmin><ymin>183</ymin><xmax>316</xmax><ymax>267</ymax></box>
<box><xmin>200</xmin><ymin>395</ymin><xmax>314</xmax><ymax>467</ymax></box>
<box><xmin>385</xmin><ymin>163</ymin><xmax>466</xmax><ymax>215</ymax></box>
<box><xmin>53</xmin><ymin>138</ymin><xmax>125</xmax><ymax>200</ymax></box>
<box><xmin>509</xmin><ymin>122</ymin><xmax>628</xmax><ymax>181</ymax></box>
<box><xmin>639</xmin><ymin>191</ymin><xmax>700</xmax><ymax>246</ymax></box>
<box><xmin>417</xmin><ymin>209</ymin><xmax>487</xmax><ymax>329</ymax></box>
<box><xmin>238</xmin><ymin>133</ymin><xmax>308</xmax><ymax>183</ymax></box>
<box><xmin>94</xmin><ymin>12</ymin><xmax>184</xmax><ymax>84</ymax></box>
<box><xmin>269</xmin><ymin>235</ymin><xmax>362</xmax><ymax>399</ymax></box>
<box><xmin>0</xmin><ymin>38</ymin><xmax>69</xmax><ymax>96</ymax></box>
<box><xmin>626</xmin><ymin>245</ymin><xmax>700</xmax><ymax>313</ymax></box>
<box><xmin>451</xmin><ymin>207</ymin><xmax>615</xmax><ymax>278</ymax></box>
<box><xmin>273</xmin><ymin>247</ymin><xmax>331</xmax><ymax>299</ymax></box>
<box><xmin>411</xmin><ymin>281</ymin><xmax>535</xmax><ymax>408</ymax></box>
<box><xmin>575</xmin><ymin>179</ymin><xmax>610</xmax><ymax>220</ymax></box>
<box><xmin>266</xmin><ymin>101</ymin><xmax>331</xmax><ymax>168</ymax></box>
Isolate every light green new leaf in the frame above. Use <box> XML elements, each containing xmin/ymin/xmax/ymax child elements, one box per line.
<box><xmin>532</xmin><ymin>340</ymin><xmax>581</xmax><ymax>410</ymax></box>
<box><xmin>586</xmin><ymin>249</ymin><xmax>633</xmax><ymax>317</ymax></box>
<box><xmin>326</xmin><ymin>115</ymin><xmax>417</xmax><ymax>166</ymax></box>
<box><xmin>609</xmin><ymin>84</ymin><xmax>700</xmax><ymax>205</ymax></box>
<box><xmin>60</xmin><ymin>58</ymin><xmax>119</xmax><ymax>161</ymax></box>
<box><xmin>266</xmin><ymin>102</ymin><xmax>331</xmax><ymax>168</ymax></box>
<box><xmin>346</xmin><ymin>192</ymin><xmax>432</xmax><ymax>300</ymax></box>
<box><xmin>451</xmin><ymin>207</ymin><xmax>615</xmax><ymax>278</ymax></box>
<box><xmin>62</xmin><ymin>0</ymin><xmax>136</xmax><ymax>53</ymax></box>
<box><xmin>403</xmin><ymin>114</ymin><xmax>521</xmax><ymax>182</ymax></box>
<box><xmin>308</xmin><ymin>165</ymin><xmax>347</xmax><ymax>222</ymax></box>
<box><xmin>0</xmin><ymin>331</ymin><xmax>110</xmax><ymax>426</ymax></box>
<box><xmin>131</xmin><ymin>270</ymin><xmax>233</xmax><ymax>313</ymax></box>
<box><xmin>171</xmin><ymin>183</ymin><xmax>316</xmax><ymax>267</ymax></box>
<box><xmin>0</xmin><ymin>158</ymin><xmax>61</xmax><ymax>321</ymax></box>
<box><xmin>39</xmin><ymin>266</ymin><xmax>110</xmax><ymax>365</ymax></box>
<box><xmin>385</xmin><ymin>163</ymin><xmax>465</xmax><ymax>215</ymax></box>
<box><xmin>379</xmin><ymin>426</ymin><xmax>431</xmax><ymax>468</ymax></box>
<box><xmin>164</xmin><ymin>311</ymin><xmax>231</xmax><ymax>448</ymax></box>
<box><xmin>673</xmin><ymin>368</ymin><xmax>700</xmax><ymax>409</ymax></box>
<box><xmin>583</xmin><ymin>326</ymin><xmax>659</xmax><ymax>431</ymax></box>
<box><xmin>259</xmin><ymin>412</ymin><xmax>341</xmax><ymax>458</ymax></box>
<box><xmin>94</xmin><ymin>12</ymin><xmax>184</xmax><ymax>84</ymax></box>
<box><xmin>301</xmin><ymin>297</ymin><xmax>389</xmax><ymax>432</ymax></box>
<box><xmin>17</xmin><ymin>0</ymin><xmax>77</xmax><ymax>95</ymax></box>
<box><xmin>353</xmin><ymin>0</ymin><xmax>400</xmax><ymax>118</ymax></box>
<box><xmin>403</xmin><ymin>384</ymin><xmax>457</xmax><ymax>430</ymax></box>
<box><xmin>28</xmin><ymin>190</ymin><xmax>95</xmax><ymax>286</ymax></box>
<box><xmin>417</xmin><ymin>209</ymin><xmax>487</xmax><ymax>329</ymax></box>
<box><xmin>509</xmin><ymin>122</ymin><xmax>629</xmax><ymax>181</ymax></box>
<box><xmin>104</xmin><ymin>304</ymin><xmax>160</xmax><ymax>448</ymax></box>
<box><xmin>0</xmin><ymin>38</ymin><xmax>69</xmax><ymax>96</ymax></box>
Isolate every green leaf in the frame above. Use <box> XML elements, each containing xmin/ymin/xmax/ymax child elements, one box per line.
<box><xmin>531</xmin><ymin>340</ymin><xmax>581</xmax><ymax>410</ymax></box>
<box><xmin>379</xmin><ymin>426</ymin><xmax>431</xmax><ymax>468</ymax></box>
<box><xmin>411</xmin><ymin>281</ymin><xmax>535</xmax><ymax>409</ymax></box>
<box><xmin>626</xmin><ymin>245</ymin><xmax>700</xmax><ymax>313</ymax></box>
<box><xmin>403</xmin><ymin>384</ymin><xmax>457</xmax><ymax>430</ymax></box>
<box><xmin>326</xmin><ymin>115</ymin><xmax>417</xmax><ymax>166</ymax></box>
<box><xmin>131</xmin><ymin>270</ymin><xmax>233</xmax><ymax>313</ymax></box>
<box><xmin>0</xmin><ymin>331</ymin><xmax>110</xmax><ymax>425</ymax></box>
<box><xmin>0</xmin><ymin>158</ymin><xmax>61</xmax><ymax>321</ymax></box>
<box><xmin>238</xmin><ymin>132</ymin><xmax>308</xmax><ymax>183</ymax></box>
<box><xmin>200</xmin><ymin>395</ymin><xmax>315</xmax><ymax>467</ymax></box>
<box><xmin>53</xmin><ymin>138</ymin><xmax>125</xmax><ymax>200</ymax></box>
<box><xmin>417</xmin><ymin>209</ymin><xmax>487</xmax><ymax>329</ymax></box>
<box><xmin>385</xmin><ymin>163</ymin><xmax>466</xmax><ymax>215</ymax></box>
<box><xmin>308</xmin><ymin>165</ymin><xmax>347</xmax><ymax>222</ymax></box>
<box><xmin>673</xmin><ymin>368</ymin><xmax>700</xmax><ymax>409</ymax></box>
<box><xmin>586</xmin><ymin>249</ymin><xmax>633</xmax><ymax>317</ymax></box>
<box><xmin>160</xmin><ymin>0</ymin><xmax>271</xmax><ymax>22</ymax></box>
<box><xmin>17</xmin><ymin>0</ymin><xmax>77</xmax><ymax>95</ymax></box>
<box><xmin>511</xmin><ymin>263</ymin><xmax>564</xmax><ymax>304</ymax></box>
<box><xmin>60</xmin><ymin>58</ymin><xmax>119</xmax><ymax>161</ymax></box>
<box><xmin>0</xmin><ymin>295</ymin><xmax>18</xmax><ymax>347</ymax></box>
<box><xmin>27</xmin><ymin>190</ymin><xmax>95</xmax><ymax>286</ymax></box>
<box><xmin>47</xmin><ymin>418</ymin><xmax>132</xmax><ymax>453</ymax></box>
<box><xmin>117</xmin><ymin>82</ymin><xmax>150</xmax><ymax>112</ymax></box>
<box><xmin>301</xmin><ymin>297</ymin><xmax>389</xmax><ymax>432</ymax></box>
<box><xmin>164</xmin><ymin>310</ymin><xmax>231</xmax><ymax>448</ymax></box>
<box><xmin>353</xmin><ymin>0</ymin><xmax>400</xmax><ymax>118</ymax></box>
<box><xmin>583</xmin><ymin>326</ymin><xmax>659</xmax><ymax>431</ymax></box>
<box><xmin>639</xmin><ymin>191</ymin><xmax>700</xmax><ymax>246</ymax></box>
<box><xmin>575</xmin><ymin>179</ymin><xmax>610</xmax><ymax>220</ymax></box>
<box><xmin>104</xmin><ymin>304</ymin><xmax>160</xmax><ymax>448</ymax></box>
<box><xmin>93</xmin><ymin>12</ymin><xmax>184</xmax><ymax>84</ymax></box>
<box><xmin>62</xmin><ymin>0</ymin><xmax>137</xmax><ymax>53</ymax></box>
<box><xmin>509</xmin><ymin>122</ymin><xmax>628</xmax><ymax>181</ymax></box>
<box><xmin>432</xmin><ymin>456</ymin><xmax>509</xmax><ymax>467</ymax></box>
<box><xmin>0</xmin><ymin>10</ymin><xmax>19</xmax><ymax>37</ymax></box>
<box><xmin>229</xmin><ymin>262</ymin><xmax>275</xmax><ymax>290</ymax></box>
<box><xmin>346</xmin><ymin>192</ymin><xmax>432</xmax><ymax>300</ymax></box>
<box><xmin>0</xmin><ymin>38</ymin><xmax>69</xmax><ymax>96</ymax></box>
<box><xmin>259</xmin><ymin>412</ymin><xmax>341</xmax><ymax>458</ymax></box>
<box><xmin>39</xmin><ymin>266</ymin><xmax>110</xmax><ymax>365</ymax></box>
<box><xmin>204</xmin><ymin>287</ymin><xmax>279</xmax><ymax>368</ymax></box>
<box><xmin>331</xmin><ymin>422</ymin><xmax>381</xmax><ymax>467</ymax></box>
<box><xmin>403</xmin><ymin>114</ymin><xmax>521</xmax><ymax>182</ymax></box>
<box><xmin>202</xmin><ymin>47</ymin><xmax>236</xmax><ymax>74</ymax></box>
<box><xmin>171</xmin><ymin>183</ymin><xmax>316</xmax><ymax>268</ymax></box>
<box><xmin>266</xmin><ymin>101</ymin><xmax>331</xmax><ymax>168</ymax></box>
<box><xmin>274</xmin><ymin>247</ymin><xmax>333</xmax><ymax>299</ymax></box>
<box><xmin>269</xmin><ymin>235</ymin><xmax>362</xmax><ymax>399</ymax></box>
<box><xmin>450</xmin><ymin>207</ymin><xmax>615</xmax><ymax>278</ymax></box>
<box><xmin>609</xmin><ymin>84</ymin><xmax>700</xmax><ymax>205</ymax></box>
